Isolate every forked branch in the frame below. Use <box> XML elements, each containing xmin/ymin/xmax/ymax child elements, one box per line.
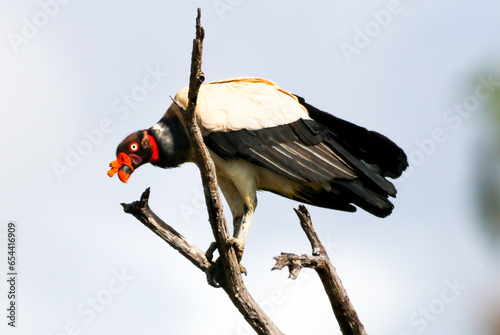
<box><xmin>273</xmin><ymin>205</ymin><xmax>367</xmax><ymax>335</ymax></box>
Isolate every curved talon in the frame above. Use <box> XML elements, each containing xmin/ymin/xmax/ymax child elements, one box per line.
<box><xmin>239</xmin><ymin>263</ymin><xmax>247</xmax><ymax>276</ymax></box>
<box><xmin>206</xmin><ymin>254</ymin><xmax>247</xmax><ymax>287</ymax></box>
<box><xmin>206</xmin><ymin>241</ymin><xmax>218</xmax><ymax>262</ymax></box>
<box><xmin>228</xmin><ymin>239</ymin><xmax>247</xmax><ymax>275</ymax></box>
<box><xmin>206</xmin><ymin>257</ymin><xmax>226</xmax><ymax>288</ymax></box>
<box><xmin>228</xmin><ymin>237</ymin><xmax>244</xmax><ymax>263</ymax></box>
<box><xmin>206</xmin><ymin>263</ymin><xmax>222</xmax><ymax>288</ymax></box>
<box><xmin>205</xmin><ymin>238</ymin><xmax>248</xmax><ymax>286</ymax></box>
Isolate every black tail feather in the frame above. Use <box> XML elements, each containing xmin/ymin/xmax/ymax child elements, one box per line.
<box><xmin>337</xmin><ymin>180</ymin><xmax>394</xmax><ymax>218</ymax></box>
<box><xmin>367</xmin><ymin>131</ymin><xmax>408</xmax><ymax>178</ymax></box>
<box><xmin>279</xmin><ymin>180</ymin><xmax>394</xmax><ymax>218</ymax></box>
<box><xmin>295</xmin><ymin>95</ymin><xmax>408</xmax><ymax>179</ymax></box>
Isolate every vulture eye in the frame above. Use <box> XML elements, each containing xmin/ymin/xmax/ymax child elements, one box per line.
<box><xmin>129</xmin><ymin>143</ymin><xmax>139</xmax><ymax>152</ymax></box>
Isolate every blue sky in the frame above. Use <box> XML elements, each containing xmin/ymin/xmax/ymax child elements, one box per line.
<box><xmin>2</xmin><ymin>1</ymin><xmax>500</xmax><ymax>334</ymax></box>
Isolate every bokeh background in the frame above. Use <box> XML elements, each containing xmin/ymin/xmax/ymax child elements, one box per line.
<box><xmin>1</xmin><ymin>1</ymin><xmax>500</xmax><ymax>334</ymax></box>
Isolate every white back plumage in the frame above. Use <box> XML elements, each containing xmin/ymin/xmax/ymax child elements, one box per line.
<box><xmin>171</xmin><ymin>77</ymin><xmax>311</xmax><ymax>135</ymax></box>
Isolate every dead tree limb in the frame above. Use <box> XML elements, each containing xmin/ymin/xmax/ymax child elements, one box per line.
<box><xmin>182</xmin><ymin>9</ymin><xmax>283</xmax><ymax>334</ymax></box>
<box><xmin>273</xmin><ymin>205</ymin><xmax>368</xmax><ymax>335</ymax></box>
<box><xmin>123</xmin><ymin>8</ymin><xmax>283</xmax><ymax>335</ymax></box>
<box><xmin>122</xmin><ymin>186</ymin><xmax>283</xmax><ymax>334</ymax></box>
<box><xmin>121</xmin><ymin>188</ymin><xmax>211</xmax><ymax>272</ymax></box>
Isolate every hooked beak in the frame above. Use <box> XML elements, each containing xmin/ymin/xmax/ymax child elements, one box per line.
<box><xmin>117</xmin><ymin>165</ymin><xmax>132</xmax><ymax>183</ymax></box>
<box><xmin>108</xmin><ymin>153</ymin><xmax>134</xmax><ymax>183</ymax></box>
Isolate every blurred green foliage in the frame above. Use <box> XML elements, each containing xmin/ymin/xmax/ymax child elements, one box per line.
<box><xmin>476</xmin><ymin>68</ymin><xmax>500</xmax><ymax>243</ymax></box>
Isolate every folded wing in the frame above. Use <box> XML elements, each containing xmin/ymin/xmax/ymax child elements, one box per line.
<box><xmin>169</xmin><ymin>77</ymin><xmax>407</xmax><ymax>217</ymax></box>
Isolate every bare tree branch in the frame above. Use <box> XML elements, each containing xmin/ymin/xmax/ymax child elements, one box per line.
<box><xmin>181</xmin><ymin>9</ymin><xmax>283</xmax><ymax>334</ymax></box>
<box><xmin>273</xmin><ymin>205</ymin><xmax>368</xmax><ymax>335</ymax></box>
<box><xmin>121</xmin><ymin>188</ymin><xmax>211</xmax><ymax>272</ymax></box>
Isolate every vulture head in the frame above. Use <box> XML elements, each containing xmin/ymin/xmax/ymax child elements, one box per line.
<box><xmin>107</xmin><ymin>130</ymin><xmax>159</xmax><ymax>183</ymax></box>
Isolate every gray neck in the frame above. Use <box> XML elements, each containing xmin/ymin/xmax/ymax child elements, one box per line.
<box><xmin>148</xmin><ymin>115</ymin><xmax>191</xmax><ymax>168</ymax></box>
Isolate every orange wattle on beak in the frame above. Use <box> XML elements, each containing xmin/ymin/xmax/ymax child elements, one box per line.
<box><xmin>108</xmin><ymin>153</ymin><xmax>134</xmax><ymax>183</ymax></box>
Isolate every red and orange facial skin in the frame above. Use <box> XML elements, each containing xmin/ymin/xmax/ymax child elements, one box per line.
<box><xmin>108</xmin><ymin>130</ymin><xmax>159</xmax><ymax>183</ymax></box>
<box><xmin>108</xmin><ymin>152</ymin><xmax>135</xmax><ymax>182</ymax></box>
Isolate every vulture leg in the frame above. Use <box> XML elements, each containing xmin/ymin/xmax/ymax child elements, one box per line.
<box><xmin>231</xmin><ymin>206</ymin><xmax>255</xmax><ymax>261</ymax></box>
<box><xmin>215</xmin><ymin>157</ymin><xmax>259</xmax><ymax>262</ymax></box>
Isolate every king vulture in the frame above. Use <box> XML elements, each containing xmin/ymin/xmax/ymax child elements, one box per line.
<box><xmin>108</xmin><ymin>77</ymin><xmax>408</xmax><ymax>259</ymax></box>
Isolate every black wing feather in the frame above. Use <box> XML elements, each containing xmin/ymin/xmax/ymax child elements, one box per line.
<box><xmin>295</xmin><ymin>95</ymin><xmax>408</xmax><ymax>178</ymax></box>
<box><xmin>204</xmin><ymin>119</ymin><xmax>358</xmax><ymax>184</ymax></box>
<box><xmin>203</xmin><ymin>106</ymin><xmax>405</xmax><ymax>218</ymax></box>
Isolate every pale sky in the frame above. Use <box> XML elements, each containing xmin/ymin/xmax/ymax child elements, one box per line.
<box><xmin>2</xmin><ymin>1</ymin><xmax>500</xmax><ymax>334</ymax></box>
